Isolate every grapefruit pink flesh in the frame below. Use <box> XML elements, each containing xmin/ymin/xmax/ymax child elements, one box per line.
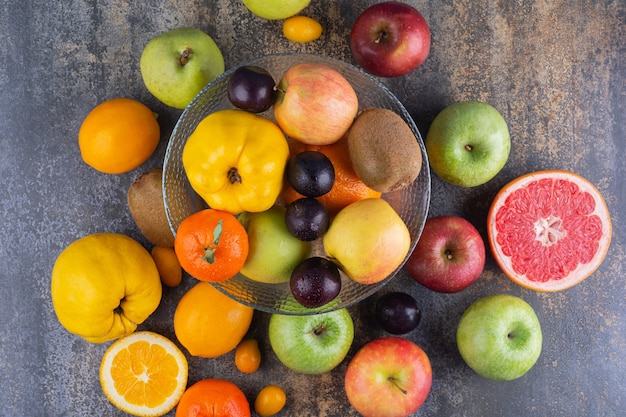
<box><xmin>488</xmin><ymin>170</ymin><xmax>611</xmax><ymax>292</ymax></box>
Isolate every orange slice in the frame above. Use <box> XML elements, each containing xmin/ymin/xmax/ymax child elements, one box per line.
<box><xmin>99</xmin><ymin>331</ymin><xmax>188</xmax><ymax>416</ymax></box>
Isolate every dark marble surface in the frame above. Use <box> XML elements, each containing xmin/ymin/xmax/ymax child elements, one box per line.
<box><xmin>1</xmin><ymin>1</ymin><xmax>624</xmax><ymax>416</ymax></box>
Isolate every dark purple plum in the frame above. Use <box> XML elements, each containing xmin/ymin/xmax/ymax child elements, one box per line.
<box><xmin>375</xmin><ymin>291</ymin><xmax>421</xmax><ymax>335</ymax></box>
<box><xmin>285</xmin><ymin>197</ymin><xmax>330</xmax><ymax>241</ymax></box>
<box><xmin>286</xmin><ymin>151</ymin><xmax>335</xmax><ymax>197</ymax></box>
<box><xmin>227</xmin><ymin>65</ymin><xmax>276</xmax><ymax>113</ymax></box>
<box><xmin>290</xmin><ymin>257</ymin><xmax>341</xmax><ymax>308</ymax></box>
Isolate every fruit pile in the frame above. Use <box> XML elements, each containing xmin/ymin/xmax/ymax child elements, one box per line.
<box><xmin>177</xmin><ymin>60</ymin><xmax>423</xmax><ymax>310</ymax></box>
<box><xmin>50</xmin><ymin>1</ymin><xmax>613</xmax><ymax>417</ymax></box>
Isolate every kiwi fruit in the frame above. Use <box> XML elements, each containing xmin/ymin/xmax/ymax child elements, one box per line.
<box><xmin>347</xmin><ymin>108</ymin><xmax>422</xmax><ymax>193</ymax></box>
<box><xmin>127</xmin><ymin>168</ymin><xmax>175</xmax><ymax>247</ymax></box>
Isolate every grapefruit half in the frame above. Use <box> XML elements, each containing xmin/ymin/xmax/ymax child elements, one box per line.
<box><xmin>487</xmin><ymin>170</ymin><xmax>611</xmax><ymax>292</ymax></box>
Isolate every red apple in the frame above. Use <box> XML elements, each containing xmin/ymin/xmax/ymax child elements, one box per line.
<box><xmin>406</xmin><ymin>215</ymin><xmax>485</xmax><ymax>293</ymax></box>
<box><xmin>345</xmin><ymin>337</ymin><xmax>432</xmax><ymax>417</ymax></box>
<box><xmin>273</xmin><ymin>63</ymin><xmax>358</xmax><ymax>146</ymax></box>
<box><xmin>350</xmin><ymin>1</ymin><xmax>431</xmax><ymax>78</ymax></box>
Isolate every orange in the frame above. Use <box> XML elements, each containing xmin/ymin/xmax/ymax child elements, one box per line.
<box><xmin>175</xmin><ymin>378</ymin><xmax>250</xmax><ymax>417</ymax></box>
<box><xmin>279</xmin><ymin>136</ymin><xmax>381</xmax><ymax>217</ymax></box>
<box><xmin>283</xmin><ymin>16</ymin><xmax>323</xmax><ymax>43</ymax></box>
<box><xmin>254</xmin><ymin>385</ymin><xmax>286</xmax><ymax>417</ymax></box>
<box><xmin>78</xmin><ymin>97</ymin><xmax>160</xmax><ymax>174</ymax></box>
<box><xmin>488</xmin><ymin>170</ymin><xmax>612</xmax><ymax>292</ymax></box>
<box><xmin>174</xmin><ymin>209</ymin><xmax>249</xmax><ymax>282</ymax></box>
<box><xmin>99</xmin><ymin>331</ymin><xmax>188</xmax><ymax>417</ymax></box>
<box><xmin>151</xmin><ymin>246</ymin><xmax>183</xmax><ymax>287</ymax></box>
<box><xmin>173</xmin><ymin>282</ymin><xmax>254</xmax><ymax>358</ymax></box>
<box><xmin>235</xmin><ymin>339</ymin><xmax>261</xmax><ymax>374</ymax></box>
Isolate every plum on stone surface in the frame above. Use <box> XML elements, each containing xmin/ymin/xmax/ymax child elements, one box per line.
<box><xmin>375</xmin><ymin>291</ymin><xmax>421</xmax><ymax>335</ymax></box>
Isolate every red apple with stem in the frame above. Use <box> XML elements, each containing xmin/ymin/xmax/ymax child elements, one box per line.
<box><xmin>350</xmin><ymin>1</ymin><xmax>431</xmax><ymax>78</ymax></box>
<box><xmin>405</xmin><ymin>215</ymin><xmax>486</xmax><ymax>293</ymax></box>
<box><xmin>273</xmin><ymin>63</ymin><xmax>358</xmax><ymax>145</ymax></box>
<box><xmin>345</xmin><ymin>337</ymin><xmax>432</xmax><ymax>417</ymax></box>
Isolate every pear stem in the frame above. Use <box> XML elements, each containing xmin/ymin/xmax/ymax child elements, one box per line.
<box><xmin>180</xmin><ymin>48</ymin><xmax>192</xmax><ymax>66</ymax></box>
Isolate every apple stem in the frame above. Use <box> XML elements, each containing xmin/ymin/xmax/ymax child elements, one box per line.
<box><xmin>389</xmin><ymin>376</ymin><xmax>408</xmax><ymax>395</ymax></box>
<box><xmin>180</xmin><ymin>48</ymin><xmax>192</xmax><ymax>66</ymax></box>
<box><xmin>313</xmin><ymin>324</ymin><xmax>326</xmax><ymax>336</ymax></box>
<box><xmin>465</xmin><ymin>144</ymin><xmax>473</xmax><ymax>152</ymax></box>
<box><xmin>374</xmin><ymin>31</ymin><xmax>387</xmax><ymax>44</ymax></box>
<box><xmin>445</xmin><ymin>249</ymin><xmax>454</xmax><ymax>260</ymax></box>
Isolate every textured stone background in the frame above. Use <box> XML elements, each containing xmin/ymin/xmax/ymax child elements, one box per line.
<box><xmin>0</xmin><ymin>0</ymin><xmax>624</xmax><ymax>416</ymax></box>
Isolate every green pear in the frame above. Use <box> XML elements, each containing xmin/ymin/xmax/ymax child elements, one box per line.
<box><xmin>242</xmin><ymin>0</ymin><xmax>310</xmax><ymax>20</ymax></box>
<box><xmin>239</xmin><ymin>205</ymin><xmax>311</xmax><ymax>284</ymax></box>
<box><xmin>323</xmin><ymin>198</ymin><xmax>411</xmax><ymax>284</ymax></box>
<box><xmin>140</xmin><ymin>27</ymin><xmax>224</xmax><ymax>109</ymax></box>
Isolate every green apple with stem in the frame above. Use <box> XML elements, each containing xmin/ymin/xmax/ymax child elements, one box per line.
<box><xmin>140</xmin><ymin>27</ymin><xmax>225</xmax><ymax>109</ymax></box>
<box><xmin>268</xmin><ymin>308</ymin><xmax>354</xmax><ymax>374</ymax></box>
<box><xmin>238</xmin><ymin>205</ymin><xmax>311</xmax><ymax>284</ymax></box>
<box><xmin>456</xmin><ymin>294</ymin><xmax>543</xmax><ymax>381</ymax></box>
<box><xmin>426</xmin><ymin>100</ymin><xmax>510</xmax><ymax>187</ymax></box>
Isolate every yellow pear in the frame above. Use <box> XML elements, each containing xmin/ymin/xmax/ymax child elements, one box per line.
<box><xmin>323</xmin><ymin>198</ymin><xmax>411</xmax><ymax>284</ymax></box>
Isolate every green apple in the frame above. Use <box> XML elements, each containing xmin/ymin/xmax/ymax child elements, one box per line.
<box><xmin>456</xmin><ymin>294</ymin><xmax>542</xmax><ymax>381</ymax></box>
<box><xmin>425</xmin><ymin>101</ymin><xmax>510</xmax><ymax>187</ymax></box>
<box><xmin>268</xmin><ymin>308</ymin><xmax>354</xmax><ymax>374</ymax></box>
<box><xmin>242</xmin><ymin>0</ymin><xmax>310</xmax><ymax>20</ymax></box>
<box><xmin>238</xmin><ymin>205</ymin><xmax>311</xmax><ymax>284</ymax></box>
<box><xmin>323</xmin><ymin>198</ymin><xmax>411</xmax><ymax>285</ymax></box>
<box><xmin>140</xmin><ymin>27</ymin><xmax>225</xmax><ymax>109</ymax></box>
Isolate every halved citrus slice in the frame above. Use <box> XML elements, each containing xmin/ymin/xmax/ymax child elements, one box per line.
<box><xmin>487</xmin><ymin>170</ymin><xmax>611</xmax><ymax>292</ymax></box>
<box><xmin>100</xmin><ymin>331</ymin><xmax>188</xmax><ymax>417</ymax></box>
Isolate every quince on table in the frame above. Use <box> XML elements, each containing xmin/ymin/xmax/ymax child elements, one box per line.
<box><xmin>51</xmin><ymin>233</ymin><xmax>162</xmax><ymax>343</ymax></box>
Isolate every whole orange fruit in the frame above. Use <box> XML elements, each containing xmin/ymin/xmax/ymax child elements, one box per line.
<box><xmin>174</xmin><ymin>209</ymin><xmax>249</xmax><ymax>283</ymax></box>
<box><xmin>176</xmin><ymin>378</ymin><xmax>250</xmax><ymax>417</ymax></box>
<box><xmin>78</xmin><ymin>97</ymin><xmax>160</xmax><ymax>174</ymax></box>
<box><xmin>174</xmin><ymin>282</ymin><xmax>254</xmax><ymax>358</ymax></box>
